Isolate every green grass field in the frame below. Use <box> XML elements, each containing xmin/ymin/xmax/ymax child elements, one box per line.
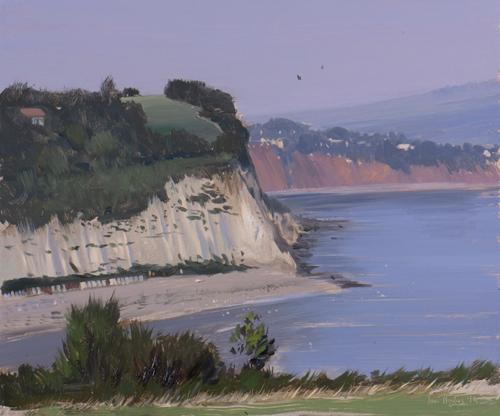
<box><xmin>33</xmin><ymin>393</ymin><xmax>500</xmax><ymax>416</ymax></box>
<box><xmin>122</xmin><ymin>95</ymin><xmax>222</xmax><ymax>142</ymax></box>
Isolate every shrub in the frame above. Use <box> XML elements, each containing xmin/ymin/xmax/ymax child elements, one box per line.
<box><xmin>0</xmin><ymin>296</ymin><xmax>225</xmax><ymax>406</ymax></box>
<box><xmin>0</xmin><ymin>365</ymin><xmax>62</xmax><ymax>408</ymax></box>
<box><xmin>65</xmin><ymin>124</ymin><xmax>88</xmax><ymax>150</ymax></box>
<box><xmin>0</xmin><ymin>82</ymin><xmax>29</xmax><ymax>104</ymax></box>
<box><xmin>86</xmin><ymin>131</ymin><xmax>119</xmax><ymax>164</ymax></box>
<box><xmin>164</xmin><ymin>79</ymin><xmax>235</xmax><ymax>114</ymax></box>
<box><xmin>0</xmin><ymin>372</ymin><xmax>22</xmax><ymax>407</ymax></box>
<box><xmin>213</xmin><ymin>132</ymin><xmax>241</xmax><ymax>155</ymax></box>
<box><xmin>238</xmin><ymin>368</ymin><xmax>267</xmax><ymax>392</ymax></box>
<box><xmin>449</xmin><ymin>361</ymin><xmax>497</xmax><ymax>384</ymax></box>
<box><xmin>165</xmin><ymin>129</ymin><xmax>213</xmax><ymax>158</ymax></box>
<box><xmin>17</xmin><ymin>169</ymin><xmax>37</xmax><ymax>194</ymax></box>
<box><xmin>100</xmin><ymin>76</ymin><xmax>119</xmax><ymax>102</ymax></box>
<box><xmin>122</xmin><ymin>87</ymin><xmax>140</xmax><ymax>97</ymax></box>
<box><xmin>16</xmin><ymin>365</ymin><xmax>60</xmax><ymax>399</ymax></box>
<box><xmin>54</xmin><ymin>297</ymin><xmax>128</xmax><ymax>389</ymax></box>
<box><xmin>230</xmin><ymin>312</ymin><xmax>276</xmax><ymax>371</ymax></box>
<box><xmin>126</xmin><ymin>322</ymin><xmax>155</xmax><ymax>383</ymax></box>
<box><xmin>368</xmin><ymin>360</ymin><xmax>499</xmax><ymax>386</ymax></box>
<box><xmin>140</xmin><ymin>332</ymin><xmax>221</xmax><ymax>390</ymax></box>
<box><xmin>37</xmin><ymin>146</ymin><xmax>69</xmax><ymax>176</ymax></box>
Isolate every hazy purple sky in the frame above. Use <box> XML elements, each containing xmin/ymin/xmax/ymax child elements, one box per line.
<box><xmin>1</xmin><ymin>0</ymin><xmax>499</xmax><ymax>116</ymax></box>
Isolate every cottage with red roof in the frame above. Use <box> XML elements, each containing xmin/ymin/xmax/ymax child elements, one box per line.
<box><xmin>20</xmin><ymin>107</ymin><xmax>45</xmax><ymax>126</ymax></box>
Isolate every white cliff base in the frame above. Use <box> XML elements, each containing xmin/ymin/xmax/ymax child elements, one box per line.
<box><xmin>0</xmin><ymin>169</ymin><xmax>297</xmax><ymax>282</ymax></box>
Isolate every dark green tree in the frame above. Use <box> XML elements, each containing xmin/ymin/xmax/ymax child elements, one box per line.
<box><xmin>122</xmin><ymin>87</ymin><xmax>140</xmax><ymax>97</ymax></box>
<box><xmin>100</xmin><ymin>75</ymin><xmax>119</xmax><ymax>103</ymax></box>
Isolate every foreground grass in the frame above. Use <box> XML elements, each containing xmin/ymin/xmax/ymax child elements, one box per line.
<box><xmin>33</xmin><ymin>392</ymin><xmax>500</xmax><ymax>416</ymax></box>
<box><xmin>122</xmin><ymin>95</ymin><xmax>222</xmax><ymax>142</ymax></box>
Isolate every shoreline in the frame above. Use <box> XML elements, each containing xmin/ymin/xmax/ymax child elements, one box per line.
<box><xmin>270</xmin><ymin>182</ymin><xmax>500</xmax><ymax>197</ymax></box>
<box><xmin>291</xmin><ymin>217</ymin><xmax>368</xmax><ymax>289</ymax></box>
<box><xmin>0</xmin><ymin>268</ymin><xmax>339</xmax><ymax>346</ymax></box>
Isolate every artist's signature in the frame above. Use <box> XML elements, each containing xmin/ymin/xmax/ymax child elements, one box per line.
<box><xmin>427</xmin><ymin>395</ymin><xmax>482</xmax><ymax>407</ymax></box>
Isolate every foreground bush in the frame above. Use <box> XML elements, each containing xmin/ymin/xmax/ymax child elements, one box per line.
<box><xmin>0</xmin><ymin>297</ymin><xmax>222</xmax><ymax>406</ymax></box>
<box><xmin>0</xmin><ymin>365</ymin><xmax>62</xmax><ymax>408</ymax></box>
<box><xmin>54</xmin><ymin>297</ymin><xmax>127</xmax><ymax>389</ymax></box>
<box><xmin>140</xmin><ymin>333</ymin><xmax>221</xmax><ymax>390</ymax></box>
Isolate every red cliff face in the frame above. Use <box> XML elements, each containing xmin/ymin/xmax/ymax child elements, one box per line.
<box><xmin>249</xmin><ymin>144</ymin><xmax>500</xmax><ymax>192</ymax></box>
<box><xmin>249</xmin><ymin>143</ymin><xmax>289</xmax><ymax>191</ymax></box>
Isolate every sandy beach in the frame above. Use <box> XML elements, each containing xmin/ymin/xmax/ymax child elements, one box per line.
<box><xmin>0</xmin><ymin>268</ymin><xmax>339</xmax><ymax>343</ymax></box>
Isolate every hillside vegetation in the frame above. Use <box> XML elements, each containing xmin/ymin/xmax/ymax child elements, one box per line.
<box><xmin>0</xmin><ymin>78</ymin><xmax>250</xmax><ymax>228</ymax></box>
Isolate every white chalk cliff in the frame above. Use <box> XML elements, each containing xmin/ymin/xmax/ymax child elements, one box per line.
<box><xmin>0</xmin><ymin>169</ymin><xmax>298</xmax><ymax>282</ymax></box>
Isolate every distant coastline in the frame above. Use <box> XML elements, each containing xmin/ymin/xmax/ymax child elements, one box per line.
<box><xmin>248</xmin><ymin>118</ymin><xmax>500</xmax><ymax>193</ymax></box>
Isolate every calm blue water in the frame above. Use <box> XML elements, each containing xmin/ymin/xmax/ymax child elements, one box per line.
<box><xmin>153</xmin><ymin>188</ymin><xmax>500</xmax><ymax>375</ymax></box>
<box><xmin>271</xmin><ymin>188</ymin><xmax>500</xmax><ymax>374</ymax></box>
<box><xmin>1</xmin><ymin>188</ymin><xmax>499</xmax><ymax>375</ymax></box>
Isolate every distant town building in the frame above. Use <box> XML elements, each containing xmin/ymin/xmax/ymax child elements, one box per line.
<box><xmin>20</xmin><ymin>107</ymin><xmax>45</xmax><ymax>126</ymax></box>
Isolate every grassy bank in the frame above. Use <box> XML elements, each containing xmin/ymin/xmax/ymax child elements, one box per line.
<box><xmin>0</xmin><ymin>153</ymin><xmax>233</xmax><ymax>227</ymax></box>
<box><xmin>122</xmin><ymin>95</ymin><xmax>222</xmax><ymax>142</ymax></box>
<box><xmin>33</xmin><ymin>392</ymin><xmax>500</xmax><ymax>416</ymax></box>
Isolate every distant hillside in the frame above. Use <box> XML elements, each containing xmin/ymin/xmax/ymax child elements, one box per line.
<box><xmin>249</xmin><ymin>118</ymin><xmax>500</xmax><ymax>192</ymax></box>
<box><xmin>275</xmin><ymin>80</ymin><xmax>500</xmax><ymax>145</ymax></box>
